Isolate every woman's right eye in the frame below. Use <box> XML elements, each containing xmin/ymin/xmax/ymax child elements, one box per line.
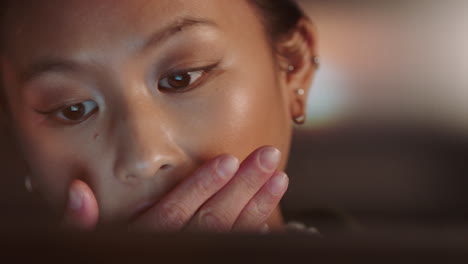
<box><xmin>157</xmin><ymin>63</ymin><xmax>218</xmax><ymax>93</ymax></box>
<box><xmin>55</xmin><ymin>100</ymin><xmax>98</xmax><ymax>123</ymax></box>
<box><xmin>158</xmin><ymin>70</ymin><xmax>205</xmax><ymax>92</ymax></box>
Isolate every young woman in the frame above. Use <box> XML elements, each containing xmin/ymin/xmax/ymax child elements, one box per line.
<box><xmin>0</xmin><ymin>0</ymin><xmax>318</xmax><ymax>232</ymax></box>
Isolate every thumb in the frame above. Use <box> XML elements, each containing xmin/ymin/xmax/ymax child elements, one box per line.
<box><xmin>62</xmin><ymin>179</ymin><xmax>99</xmax><ymax>231</ymax></box>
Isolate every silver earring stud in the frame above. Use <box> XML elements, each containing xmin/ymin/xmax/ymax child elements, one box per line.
<box><xmin>295</xmin><ymin>88</ymin><xmax>305</xmax><ymax>96</ymax></box>
<box><xmin>294</xmin><ymin>115</ymin><xmax>306</xmax><ymax>125</ymax></box>
<box><xmin>25</xmin><ymin>176</ymin><xmax>33</xmax><ymax>193</ymax></box>
<box><xmin>312</xmin><ymin>56</ymin><xmax>320</xmax><ymax>67</ymax></box>
<box><xmin>287</xmin><ymin>65</ymin><xmax>295</xmax><ymax>72</ymax></box>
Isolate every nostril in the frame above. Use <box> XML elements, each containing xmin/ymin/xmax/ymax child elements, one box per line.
<box><xmin>160</xmin><ymin>164</ymin><xmax>171</xmax><ymax>171</ymax></box>
<box><xmin>115</xmin><ymin>156</ymin><xmax>177</xmax><ymax>182</ymax></box>
<box><xmin>126</xmin><ymin>174</ymin><xmax>137</xmax><ymax>180</ymax></box>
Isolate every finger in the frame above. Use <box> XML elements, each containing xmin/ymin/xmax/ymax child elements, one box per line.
<box><xmin>260</xmin><ymin>223</ymin><xmax>270</xmax><ymax>234</ymax></box>
<box><xmin>232</xmin><ymin>171</ymin><xmax>289</xmax><ymax>232</ymax></box>
<box><xmin>62</xmin><ymin>179</ymin><xmax>99</xmax><ymax>231</ymax></box>
<box><xmin>131</xmin><ymin>154</ymin><xmax>239</xmax><ymax>231</ymax></box>
<box><xmin>186</xmin><ymin>146</ymin><xmax>281</xmax><ymax>232</ymax></box>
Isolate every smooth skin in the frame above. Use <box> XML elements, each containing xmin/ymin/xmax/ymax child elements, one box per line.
<box><xmin>1</xmin><ymin>0</ymin><xmax>317</xmax><ymax>232</ymax></box>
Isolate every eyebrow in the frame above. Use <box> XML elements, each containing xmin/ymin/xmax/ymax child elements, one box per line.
<box><xmin>20</xmin><ymin>59</ymin><xmax>82</xmax><ymax>84</ymax></box>
<box><xmin>20</xmin><ymin>17</ymin><xmax>218</xmax><ymax>84</ymax></box>
<box><xmin>142</xmin><ymin>17</ymin><xmax>218</xmax><ymax>51</ymax></box>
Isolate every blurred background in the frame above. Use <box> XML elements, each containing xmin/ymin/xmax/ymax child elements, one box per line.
<box><xmin>282</xmin><ymin>0</ymin><xmax>468</xmax><ymax>233</ymax></box>
<box><xmin>301</xmin><ymin>0</ymin><xmax>467</xmax><ymax>130</ymax></box>
<box><xmin>0</xmin><ymin>0</ymin><xmax>467</xmax><ymax>234</ymax></box>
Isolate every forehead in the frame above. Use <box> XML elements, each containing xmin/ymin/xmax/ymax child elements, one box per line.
<box><xmin>6</xmin><ymin>0</ymin><xmax>255</xmax><ymax>30</ymax></box>
<box><xmin>2</xmin><ymin>0</ymin><xmax>264</xmax><ymax>67</ymax></box>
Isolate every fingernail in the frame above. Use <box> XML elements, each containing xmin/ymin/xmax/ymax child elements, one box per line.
<box><xmin>268</xmin><ymin>172</ymin><xmax>288</xmax><ymax>196</ymax></box>
<box><xmin>68</xmin><ymin>184</ymin><xmax>83</xmax><ymax>210</ymax></box>
<box><xmin>259</xmin><ymin>147</ymin><xmax>281</xmax><ymax>171</ymax></box>
<box><xmin>217</xmin><ymin>155</ymin><xmax>239</xmax><ymax>179</ymax></box>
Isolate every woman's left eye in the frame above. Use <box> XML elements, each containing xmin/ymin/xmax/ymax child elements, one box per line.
<box><xmin>158</xmin><ymin>70</ymin><xmax>205</xmax><ymax>92</ymax></box>
<box><xmin>55</xmin><ymin>100</ymin><xmax>98</xmax><ymax>123</ymax></box>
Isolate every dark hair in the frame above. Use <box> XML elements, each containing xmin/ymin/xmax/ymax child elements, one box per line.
<box><xmin>249</xmin><ymin>0</ymin><xmax>305</xmax><ymax>42</ymax></box>
<box><xmin>0</xmin><ymin>0</ymin><xmax>305</xmax><ymax>113</ymax></box>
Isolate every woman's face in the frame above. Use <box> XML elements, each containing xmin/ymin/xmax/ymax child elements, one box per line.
<box><xmin>1</xmin><ymin>0</ymin><xmax>295</xmax><ymax>223</ymax></box>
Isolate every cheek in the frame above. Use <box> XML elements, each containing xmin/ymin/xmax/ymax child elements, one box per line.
<box><xmin>173</xmin><ymin>66</ymin><xmax>290</xmax><ymax>164</ymax></box>
<box><xmin>16</xmin><ymin>122</ymin><xmax>99</xmax><ymax>209</ymax></box>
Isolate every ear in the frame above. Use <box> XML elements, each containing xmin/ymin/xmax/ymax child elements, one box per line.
<box><xmin>275</xmin><ymin>18</ymin><xmax>319</xmax><ymax>125</ymax></box>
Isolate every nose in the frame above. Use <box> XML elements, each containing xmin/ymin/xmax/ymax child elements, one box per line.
<box><xmin>112</xmin><ymin>97</ymin><xmax>186</xmax><ymax>183</ymax></box>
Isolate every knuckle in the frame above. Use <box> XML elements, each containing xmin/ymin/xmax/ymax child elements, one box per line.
<box><xmin>238</xmin><ymin>172</ymin><xmax>263</xmax><ymax>194</ymax></box>
<box><xmin>245</xmin><ymin>200</ymin><xmax>271</xmax><ymax>220</ymax></box>
<box><xmin>195</xmin><ymin>168</ymin><xmax>226</xmax><ymax>194</ymax></box>
<box><xmin>196</xmin><ymin>208</ymin><xmax>231</xmax><ymax>231</ymax></box>
<box><xmin>157</xmin><ymin>202</ymin><xmax>189</xmax><ymax>230</ymax></box>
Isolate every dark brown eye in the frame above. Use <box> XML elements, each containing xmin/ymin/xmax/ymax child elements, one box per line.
<box><xmin>56</xmin><ymin>101</ymin><xmax>97</xmax><ymax>122</ymax></box>
<box><xmin>159</xmin><ymin>70</ymin><xmax>204</xmax><ymax>91</ymax></box>
<box><xmin>168</xmin><ymin>73</ymin><xmax>191</xmax><ymax>88</ymax></box>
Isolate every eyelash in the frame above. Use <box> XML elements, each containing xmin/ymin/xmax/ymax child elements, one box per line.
<box><xmin>36</xmin><ymin>100</ymin><xmax>98</xmax><ymax>125</ymax></box>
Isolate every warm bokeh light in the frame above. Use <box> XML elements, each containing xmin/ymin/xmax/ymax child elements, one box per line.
<box><xmin>299</xmin><ymin>0</ymin><xmax>468</xmax><ymax>132</ymax></box>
